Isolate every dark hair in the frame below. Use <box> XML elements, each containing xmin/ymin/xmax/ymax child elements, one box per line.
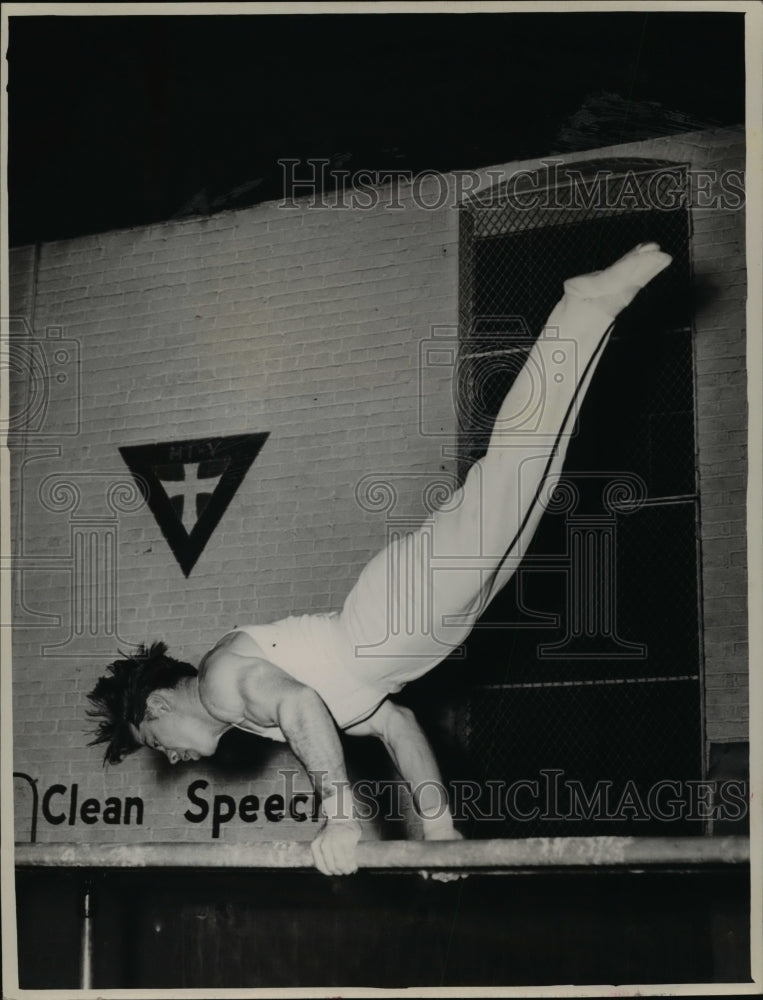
<box><xmin>86</xmin><ymin>641</ymin><xmax>197</xmax><ymax>765</ymax></box>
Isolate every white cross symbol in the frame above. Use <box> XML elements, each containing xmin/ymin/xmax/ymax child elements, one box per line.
<box><xmin>168</xmin><ymin>462</ymin><xmax>202</xmax><ymax>535</ymax></box>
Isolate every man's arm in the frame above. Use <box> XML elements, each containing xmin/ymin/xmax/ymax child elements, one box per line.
<box><xmin>346</xmin><ymin>700</ymin><xmax>460</xmax><ymax>840</ymax></box>
<box><xmin>238</xmin><ymin>666</ymin><xmax>361</xmax><ymax>875</ymax></box>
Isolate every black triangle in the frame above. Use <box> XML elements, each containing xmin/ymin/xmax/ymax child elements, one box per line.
<box><xmin>119</xmin><ymin>433</ymin><xmax>269</xmax><ymax>577</ymax></box>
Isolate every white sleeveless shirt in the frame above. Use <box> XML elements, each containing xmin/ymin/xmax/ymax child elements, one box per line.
<box><xmin>228</xmin><ymin>612</ymin><xmax>389</xmax><ymax>741</ymax></box>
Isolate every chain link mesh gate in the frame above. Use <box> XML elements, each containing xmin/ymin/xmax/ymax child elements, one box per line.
<box><xmin>413</xmin><ymin>159</ymin><xmax>703</xmax><ymax>838</ymax></box>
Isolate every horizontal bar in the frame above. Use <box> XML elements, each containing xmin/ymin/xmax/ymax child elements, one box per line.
<box><xmin>15</xmin><ymin>836</ymin><xmax>749</xmax><ymax>871</ymax></box>
<box><xmin>479</xmin><ymin>675</ymin><xmax>699</xmax><ymax>690</ymax></box>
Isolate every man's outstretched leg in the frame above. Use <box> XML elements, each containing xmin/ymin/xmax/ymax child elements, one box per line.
<box><xmin>340</xmin><ymin>243</ymin><xmax>672</xmax><ymax>681</ymax></box>
<box><xmin>462</xmin><ymin>240</ymin><xmax>673</xmax><ymax>611</ymax></box>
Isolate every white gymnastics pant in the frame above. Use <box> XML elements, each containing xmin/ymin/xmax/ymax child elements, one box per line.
<box><xmin>339</xmin><ymin>290</ymin><xmax>619</xmax><ymax>693</ymax></box>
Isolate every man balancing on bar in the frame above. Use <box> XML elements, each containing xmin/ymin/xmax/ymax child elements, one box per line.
<box><xmin>87</xmin><ymin>243</ymin><xmax>672</xmax><ymax>876</ymax></box>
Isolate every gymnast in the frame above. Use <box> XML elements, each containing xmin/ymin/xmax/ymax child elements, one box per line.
<box><xmin>88</xmin><ymin>242</ymin><xmax>672</xmax><ymax>875</ymax></box>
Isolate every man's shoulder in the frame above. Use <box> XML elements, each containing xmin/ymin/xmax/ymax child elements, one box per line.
<box><xmin>195</xmin><ymin>648</ymin><xmax>240</xmax><ymax>723</ymax></box>
<box><xmin>198</xmin><ymin>635</ymin><xmax>283</xmax><ymax>722</ymax></box>
<box><xmin>198</xmin><ymin>639</ymin><xmax>258</xmax><ymax>723</ymax></box>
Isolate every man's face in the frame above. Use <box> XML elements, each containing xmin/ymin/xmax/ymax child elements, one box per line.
<box><xmin>132</xmin><ymin>711</ymin><xmax>219</xmax><ymax>765</ymax></box>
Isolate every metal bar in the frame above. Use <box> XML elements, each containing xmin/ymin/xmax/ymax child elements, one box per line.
<box><xmin>79</xmin><ymin>889</ymin><xmax>93</xmax><ymax>990</ymax></box>
<box><xmin>15</xmin><ymin>836</ymin><xmax>748</xmax><ymax>871</ymax></box>
<box><xmin>478</xmin><ymin>674</ymin><xmax>699</xmax><ymax>690</ymax></box>
<box><xmin>619</xmin><ymin>494</ymin><xmax>698</xmax><ymax>508</ymax></box>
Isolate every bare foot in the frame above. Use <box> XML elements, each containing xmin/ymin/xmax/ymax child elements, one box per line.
<box><xmin>563</xmin><ymin>242</ymin><xmax>673</xmax><ymax>317</ymax></box>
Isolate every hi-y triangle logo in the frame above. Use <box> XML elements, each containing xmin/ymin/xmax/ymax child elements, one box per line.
<box><xmin>119</xmin><ymin>433</ymin><xmax>269</xmax><ymax>576</ymax></box>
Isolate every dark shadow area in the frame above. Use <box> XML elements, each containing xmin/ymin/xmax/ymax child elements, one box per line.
<box><xmin>708</xmin><ymin>741</ymin><xmax>750</xmax><ymax>835</ymax></box>
<box><xmin>417</xmin><ymin>198</ymin><xmax>706</xmax><ymax>837</ymax></box>
<box><xmin>209</xmin><ymin>726</ymin><xmax>284</xmax><ymax>774</ymax></box>
<box><xmin>8</xmin><ymin>12</ymin><xmax>745</xmax><ymax>245</ymax></box>
<box><xmin>16</xmin><ymin>864</ymin><xmax>751</xmax><ymax>988</ymax></box>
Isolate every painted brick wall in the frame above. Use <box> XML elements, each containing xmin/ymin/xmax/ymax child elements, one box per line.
<box><xmin>9</xmin><ymin>183</ymin><xmax>459</xmax><ymax>845</ymax></box>
<box><xmin>10</xmin><ymin>125</ymin><xmax>747</xmax><ymax>847</ymax></box>
<box><xmin>686</xmin><ymin>135</ymin><xmax>749</xmax><ymax>750</ymax></box>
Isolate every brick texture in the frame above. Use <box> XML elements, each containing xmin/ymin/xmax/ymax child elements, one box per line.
<box><xmin>9</xmin><ymin>126</ymin><xmax>747</xmax><ymax>845</ymax></box>
<box><xmin>9</xmin><ymin>183</ymin><xmax>458</xmax><ymax>844</ymax></box>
